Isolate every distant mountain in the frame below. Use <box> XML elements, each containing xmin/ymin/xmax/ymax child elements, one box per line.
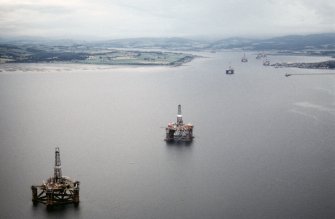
<box><xmin>208</xmin><ymin>37</ymin><xmax>258</xmax><ymax>50</ymax></box>
<box><xmin>249</xmin><ymin>33</ymin><xmax>335</xmax><ymax>50</ymax></box>
<box><xmin>206</xmin><ymin>33</ymin><xmax>335</xmax><ymax>50</ymax></box>
<box><xmin>1</xmin><ymin>33</ymin><xmax>335</xmax><ymax>51</ymax></box>
<box><xmin>77</xmin><ymin>33</ymin><xmax>335</xmax><ymax>51</ymax></box>
<box><xmin>88</xmin><ymin>37</ymin><xmax>210</xmax><ymax>51</ymax></box>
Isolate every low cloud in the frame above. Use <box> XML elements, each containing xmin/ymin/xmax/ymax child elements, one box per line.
<box><xmin>0</xmin><ymin>0</ymin><xmax>334</xmax><ymax>39</ymax></box>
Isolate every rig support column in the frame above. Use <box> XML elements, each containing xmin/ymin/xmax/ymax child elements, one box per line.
<box><xmin>31</xmin><ymin>186</ymin><xmax>38</xmax><ymax>206</ymax></box>
<box><xmin>73</xmin><ymin>181</ymin><xmax>80</xmax><ymax>207</ymax></box>
<box><xmin>46</xmin><ymin>189</ymin><xmax>54</xmax><ymax>208</ymax></box>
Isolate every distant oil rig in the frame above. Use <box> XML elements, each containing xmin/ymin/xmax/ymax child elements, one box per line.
<box><xmin>165</xmin><ymin>105</ymin><xmax>194</xmax><ymax>142</ymax></box>
<box><xmin>241</xmin><ymin>53</ymin><xmax>248</xmax><ymax>62</ymax></box>
<box><xmin>31</xmin><ymin>147</ymin><xmax>80</xmax><ymax>208</ymax></box>
<box><xmin>226</xmin><ymin>66</ymin><xmax>234</xmax><ymax>74</ymax></box>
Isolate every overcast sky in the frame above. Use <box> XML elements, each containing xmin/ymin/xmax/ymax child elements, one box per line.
<box><xmin>0</xmin><ymin>0</ymin><xmax>334</xmax><ymax>40</ymax></box>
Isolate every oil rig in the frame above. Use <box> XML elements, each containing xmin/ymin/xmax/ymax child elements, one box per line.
<box><xmin>165</xmin><ymin>105</ymin><xmax>194</xmax><ymax>142</ymax></box>
<box><xmin>31</xmin><ymin>147</ymin><xmax>80</xmax><ymax>208</ymax></box>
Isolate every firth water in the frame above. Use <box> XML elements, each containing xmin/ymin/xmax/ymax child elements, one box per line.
<box><xmin>0</xmin><ymin>52</ymin><xmax>334</xmax><ymax>218</ymax></box>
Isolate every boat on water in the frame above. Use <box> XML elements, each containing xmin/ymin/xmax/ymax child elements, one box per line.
<box><xmin>226</xmin><ymin>66</ymin><xmax>234</xmax><ymax>74</ymax></box>
<box><xmin>241</xmin><ymin>53</ymin><xmax>248</xmax><ymax>62</ymax></box>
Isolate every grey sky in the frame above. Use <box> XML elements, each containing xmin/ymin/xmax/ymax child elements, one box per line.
<box><xmin>0</xmin><ymin>0</ymin><xmax>334</xmax><ymax>39</ymax></box>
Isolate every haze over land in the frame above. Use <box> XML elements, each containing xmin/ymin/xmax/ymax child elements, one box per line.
<box><xmin>0</xmin><ymin>0</ymin><xmax>334</xmax><ymax>40</ymax></box>
<box><xmin>1</xmin><ymin>33</ymin><xmax>335</xmax><ymax>68</ymax></box>
<box><xmin>1</xmin><ymin>1</ymin><xmax>335</xmax><ymax>67</ymax></box>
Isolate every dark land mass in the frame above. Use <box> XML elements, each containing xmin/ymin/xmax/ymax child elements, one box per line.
<box><xmin>65</xmin><ymin>33</ymin><xmax>335</xmax><ymax>52</ymax></box>
<box><xmin>1</xmin><ymin>33</ymin><xmax>335</xmax><ymax>52</ymax></box>
<box><xmin>272</xmin><ymin>60</ymin><xmax>335</xmax><ymax>69</ymax></box>
<box><xmin>0</xmin><ymin>43</ymin><xmax>195</xmax><ymax>66</ymax></box>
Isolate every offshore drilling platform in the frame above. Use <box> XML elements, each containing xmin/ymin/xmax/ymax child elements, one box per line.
<box><xmin>165</xmin><ymin>105</ymin><xmax>194</xmax><ymax>142</ymax></box>
<box><xmin>31</xmin><ymin>147</ymin><xmax>80</xmax><ymax>208</ymax></box>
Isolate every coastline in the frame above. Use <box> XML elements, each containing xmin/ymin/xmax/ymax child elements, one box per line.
<box><xmin>272</xmin><ymin>60</ymin><xmax>335</xmax><ymax>69</ymax></box>
<box><xmin>0</xmin><ymin>44</ymin><xmax>196</xmax><ymax>67</ymax></box>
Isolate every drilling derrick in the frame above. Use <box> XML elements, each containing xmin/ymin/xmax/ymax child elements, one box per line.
<box><xmin>177</xmin><ymin>104</ymin><xmax>183</xmax><ymax>125</ymax></box>
<box><xmin>31</xmin><ymin>147</ymin><xmax>80</xmax><ymax>208</ymax></box>
<box><xmin>54</xmin><ymin>147</ymin><xmax>62</xmax><ymax>183</ymax></box>
<box><xmin>165</xmin><ymin>104</ymin><xmax>194</xmax><ymax>142</ymax></box>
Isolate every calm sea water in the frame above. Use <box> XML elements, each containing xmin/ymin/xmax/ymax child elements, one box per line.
<box><xmin>0</xmin><ymin>52</ymin><xmax>334</xmax><ymax>218</ymax></box>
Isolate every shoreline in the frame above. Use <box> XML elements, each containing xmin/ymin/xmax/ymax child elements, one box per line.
<box><xmin>272</xmin><ymin>60</ymin><xmax>335</xmax><ymax>69</ymax></box>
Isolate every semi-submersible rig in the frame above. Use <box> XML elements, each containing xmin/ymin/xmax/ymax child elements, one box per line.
<box><xmin>165</xmin><ymin>105</ymin><xmax>194</xmax><ymax>142</ymax></box>
<box><xmin>31</xmin><ymin>147</ymin><xmax>80</xmax><ymax>208</ymax></box>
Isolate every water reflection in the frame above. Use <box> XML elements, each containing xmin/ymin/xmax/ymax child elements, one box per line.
<box><xmin>165</xmin><ymin>140</ymin><xmax>194</xmax><ymax>148</ymax></box>
<box><xmin>31</xmin><ymin>204</ymin><xmax>81</xmax><ymax>219</ymax></box>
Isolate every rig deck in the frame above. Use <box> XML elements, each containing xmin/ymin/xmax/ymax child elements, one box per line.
<box><xmin>165</xmin><ymin>105</ymin><xmax>194</xmax><ymax>142</ymax></box>
<box><xmin>31</xmin><ymin>147</ymin><xmax>80</xmax><ymax>208</ymax></box>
